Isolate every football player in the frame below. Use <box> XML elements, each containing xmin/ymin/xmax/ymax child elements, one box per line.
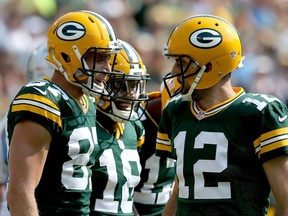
<box><xmin>134</xmin><ymin>80</ymin><xmax>179</xmax><ymax>216</ymax></box>
<box><xmin>156</xmin><ymin>15</ymin><xmax>288</xmax><ymax>215</ymax></box>
<box><xmin>0</xmin><ymin>42</ymin><xmax>53</xmax><ymax>216</ymax></box>
<box><xmin>6</xmin><ymin>10</ymin><xmax>123</xmax><ymax>215</ymax></box>
<box><xmin>90</xmin><ymin>40</ymin><xmax>150</xmax><ymax>215</ymax></box>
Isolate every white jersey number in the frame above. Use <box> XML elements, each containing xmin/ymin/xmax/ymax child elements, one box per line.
<box><xmin>62</xmin><ymin>127</ymin><xmax>97</xmax><ymax>190</ymax></box>
<box><xmin>94</xmin><ymin>143</ymin><xmax>141</xmax><ymax>214</ymax></box>
<box><xmin>175</xmin><ymin>131</ymin><xmax>231</xmax><ymax>199</ymax></box>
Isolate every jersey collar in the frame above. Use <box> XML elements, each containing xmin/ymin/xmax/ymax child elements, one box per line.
<box><xmin>191</xmin><ymin>87</ymin><xmax>245</xmax><ymax>120</ymax></box>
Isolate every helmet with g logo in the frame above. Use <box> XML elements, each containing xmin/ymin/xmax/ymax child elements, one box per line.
<box><xmin>97</xmin><ymin>40</ymin><xmax>150</xmax><ymax>123</ymax></box>
<box><xmin>46</xmin><ymin>10</ymin><xmax>123</xmax><ymax>97</ymax></box>
<box><xmin>163</xmin><ymin>14</ymin><xmax>244</xmax><ymax>98</ymax></box>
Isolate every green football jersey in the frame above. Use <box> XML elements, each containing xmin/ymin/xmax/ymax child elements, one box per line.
<box><xmin>7</xmin><ymin>79</ymin><xmax>99</xmax><ymax>215</ymax></box>
<box><xmin>90</xmin><ymin>112</ymin><xmax>144</xmax><ymax>216</ymax></box>
<box><xmin>134</xmin><ymin>101</ymin><xmax>175</xmax><ymax>216</ymax></box>
<box><xmin>156</xmin><ymin>88</ymin><xmax>288</xmax><ymax>216</ymax></box>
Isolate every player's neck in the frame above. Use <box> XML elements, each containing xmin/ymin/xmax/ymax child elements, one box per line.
<box><xmin>51</xmin><ymin>70</ymin><xmax>84</xmax><ymax>101</ymax></box>
<box><xmin>193</xmin><ymin>77</ymin><xmax>236</xmax><ymax>110</ymax></box>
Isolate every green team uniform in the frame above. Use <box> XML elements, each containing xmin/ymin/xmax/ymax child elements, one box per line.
<box><xmin>156</xmin><ymin>87</ymin><xmax>288</xmax><ymax>216</ymax></box>
<box><xmin>134</xmin><ymin>95</ymin><xmax>175</xmax><ymax>216</ymax></box>
<box><xmin>90</xmin><ymin>112</ymin><xmax>144</xmax><ymax>216</ymax></box>
<box><xmin>7</xmin><ymin>79</ymin><xmax>99</xmax><ymax>215</ymax></box>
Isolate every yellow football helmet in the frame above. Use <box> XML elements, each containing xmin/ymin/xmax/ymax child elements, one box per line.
<box><xmin>97</xmin><ymin>40</ymin><xmax>150</xmax><ymax>123</ymax></box>
<box><xmin>163</xmin><ymin>14</ymin><xmax>244</xmax><ymax>99</ymax></box>
<box><xmin>46</xmin><ymin>10</ymin><xmax>123</xmax><ymax>97</ymax></box>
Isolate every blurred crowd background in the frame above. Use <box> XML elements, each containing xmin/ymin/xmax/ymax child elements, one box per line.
<box><xmin>1</xmin><ymin>0</ymin><xmax>288</xmax><ymax>119</ymax></box>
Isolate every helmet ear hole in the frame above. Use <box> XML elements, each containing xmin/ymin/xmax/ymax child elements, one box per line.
<box><xmin>61</xmin><ymin>53</ymin><xmax>71</xmax><ymax>63</ymax></box>
<box><xmin>205</xmin><ymin>62</ymin><xmax>212</xmax><ymax>72</ymax></box>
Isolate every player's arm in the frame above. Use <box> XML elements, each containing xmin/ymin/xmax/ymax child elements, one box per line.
<box><xmin>7</xmin><ymin>120</ymin><xmax>51</xmax><ymax>216</ymax></box>
<box><xmin>163</xmin><ymin>177</ymin><xmax>178</xmax><ymax>216</ymax></box>
<box><xmin>263</xmin><ymin>156</ymin><xmax>288</xmax><ymax>216</ymax></box>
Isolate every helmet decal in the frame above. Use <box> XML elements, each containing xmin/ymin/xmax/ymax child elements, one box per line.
<box><xmin>56</xmin><ymin>22</ymin><xmax>86</xmax><ymax>41</ymax></box>
<box><xmin>189</xmin><ymin>29</ymin><xmax>222</xmax><ymax>49</ymax></box>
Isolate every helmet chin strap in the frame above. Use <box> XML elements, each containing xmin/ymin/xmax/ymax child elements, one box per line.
<box><xmin>182</xmin><ymin>65</ymin><xmax>206</xmax><ymax>101</ymax></box>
